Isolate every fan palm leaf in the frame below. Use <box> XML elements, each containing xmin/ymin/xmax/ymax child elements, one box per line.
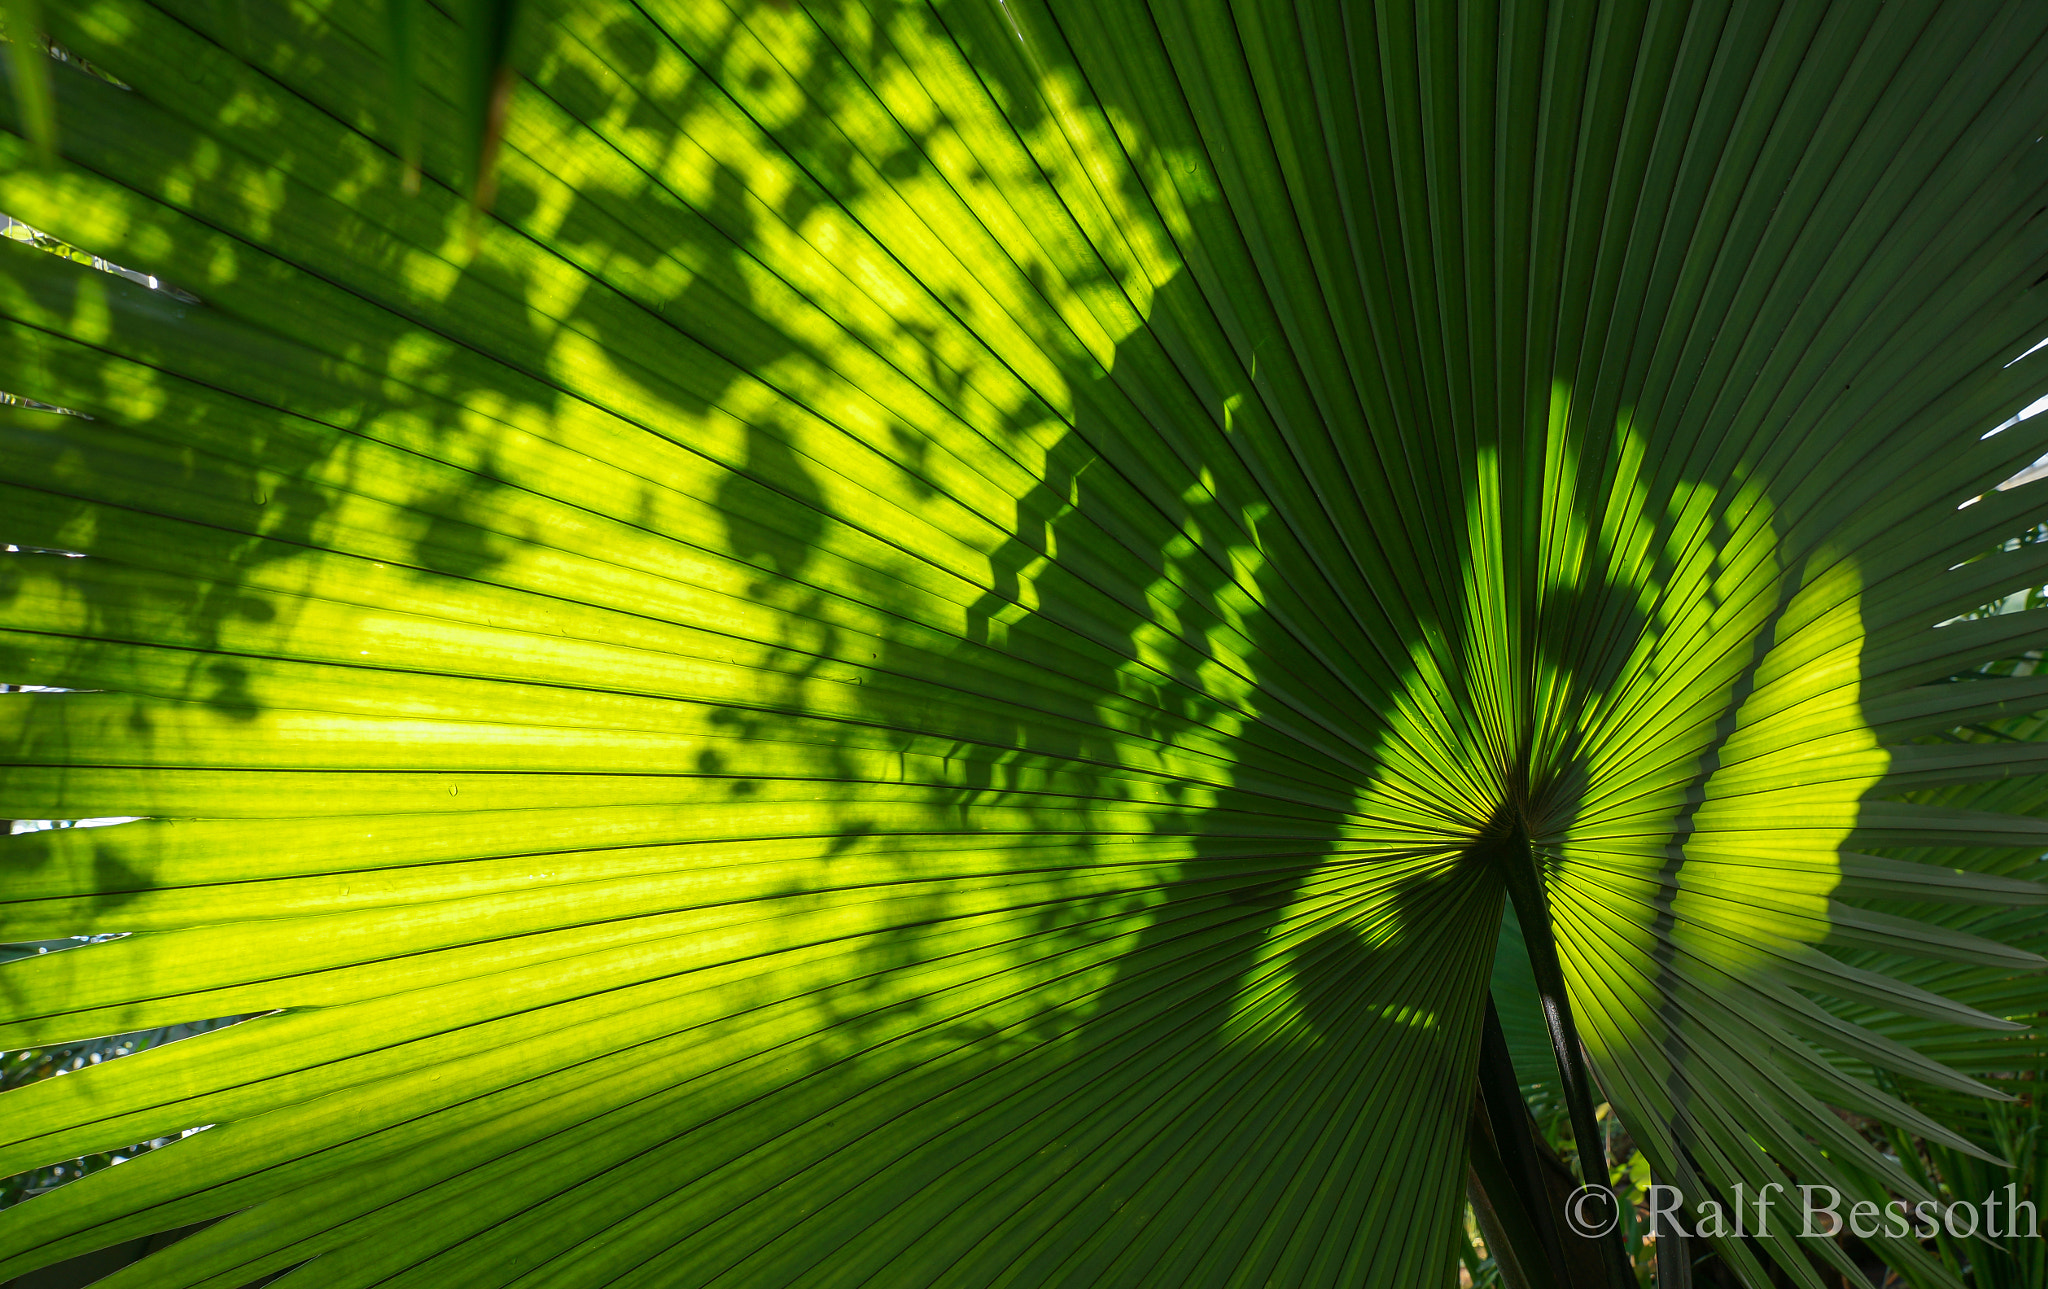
<box><xmin>2</xmin><ymin>2</ymin><xmax>2047</xmax><ymax>1287</ymax></box>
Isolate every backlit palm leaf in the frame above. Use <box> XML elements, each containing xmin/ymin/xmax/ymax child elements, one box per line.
<box><xmin>2</xmin><ymin>3</ymin><xmax>2047</xmax><ymax>1287</ymax></box>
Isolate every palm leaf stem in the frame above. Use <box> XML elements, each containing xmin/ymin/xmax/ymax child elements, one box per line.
<box><xmin>459</xmin><ymin>0</ymin><xmax>519</xmax><ymax>213</ymax></box>
<box><xmin>1653</xmin><ymin>1179</ymin><xmax>1693</xmax><ymax>1289</ymax></box>
<box><xmin>1476</xmin><ymin>996</ymin><xmax>1572</xmax><ymax>1287</ymax></box>
<box><xmin>1483</xmin><ymin>823</ymin><xmax>1635</xmax><ymax>1289</ymax></box>
<box><xmin>1466</xmin><ymin>1089</ymin><xmax>1563</xmax><ymax>1289</ymax></box>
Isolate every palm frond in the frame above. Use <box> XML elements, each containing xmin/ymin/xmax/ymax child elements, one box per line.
<box><xmin>1</xmin><ymin>4</ymin><xmax>2047</xmax><ymax>1287</ymax></box>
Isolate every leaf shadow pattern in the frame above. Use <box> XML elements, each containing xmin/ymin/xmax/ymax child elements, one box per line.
<box><xmin>0</xmin><ymin>0</ymin><xmax>1517</xmax><ymax>1280</ymax></box>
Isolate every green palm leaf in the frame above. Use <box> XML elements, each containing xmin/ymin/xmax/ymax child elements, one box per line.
<box><xmin>2</xmin><ymin>3</ymin><xmax>2047</xmax><ymax>1286</ymax></box>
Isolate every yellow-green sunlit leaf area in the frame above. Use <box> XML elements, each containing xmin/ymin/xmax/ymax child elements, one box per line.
<box><xmin>2</xmin><ymin>2</ymin><xmax>2047</xmax><ymax>1286</ymax></box>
